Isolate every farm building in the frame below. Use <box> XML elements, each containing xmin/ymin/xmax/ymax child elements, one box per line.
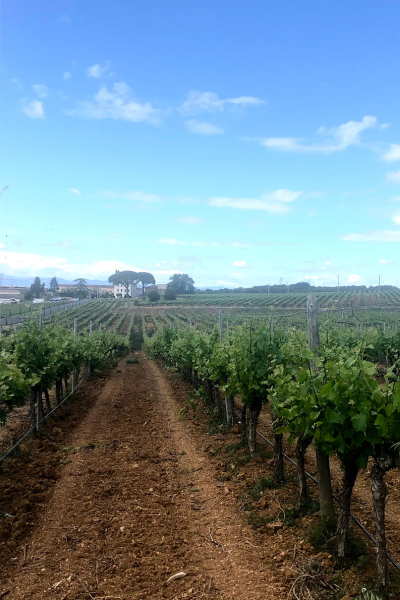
<box><xmin>113</xmin><ymin>283</ymin><xmax>167</xmax><ymax>298</ymax></box>
<box><xmin>113</xmin><ymin>282</ymin><xmax>141</xmax><ymax>298</ymax></box>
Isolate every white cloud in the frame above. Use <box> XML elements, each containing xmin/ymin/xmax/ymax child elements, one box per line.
<box><xmin>185</xmin><ymin>120</ymin><xmax>224</xmax><ymax>135</ymax></box>
<box><xmin>0</xmin><ymin>251</ymin><xmax>178</xmax><ymax>280</ymax></box>
<box><xmin>382</xmin><ymin>144</ymin><xmax>400</xmax><ymax>162</ymax></box>
<box><xmin>342</xmin><ymin>230</ymin><xmax>400</xmax><ymax>242</ymax></box>
<box><xmin>59</xmin><ymin>14</ymin><xmax>72</xmax><ymax>24</ymax></box>
<box><xmin>209</xmin><ymin>189</ymin><xmax>302</xmax><ymax>215</ymax></box>
<box><xmin>63</xmin><ymin>71</ymin><xmax>72</xmax><ymax>80</ymax></box>
<box><xmin>22</xmin><ymin>100</ymin><xmax>44</xmax><ymax>119</ymax></box>
<box><xmin>66</xmin><ymin>82</ymin><xmax>163</xmax><ymax>124</ymax></box>
<box><xmin>176</xmin><ymin>216</ymin><xmax>204</xmax><ymax>225</ymax></box>
<box><xmin>233</xmin><ymin>261</ymin><xmax>246</xmax><ymax>267</ymax></box>
<box><xmin>387</xmin><ymin>169</ymin><xmax>400</xmax><ymax>182</ymax></box>
<box><xmin>379</xmin><ymin>259</ymin><xmax>391</xmax><ymax>264</ymax></box>
<box><xmin>348</xmin><ymin>274</ymin><xmax>361</xmax><ymax>283</ymax></box>
<box><xmin>261</xmin><ymin>115</ymin><xmax>377</xmax><ymax>154</ymax></box>
<box><xmin>32</xmin><ymin>84</ymin><xmax>48</xmax><ymax>98</ymax></box>
<box><xmin>69</xmin><ymin>188</ymin><xmax>81</xmax><ymax>197</ymax></box>
<box><xmin>101</xmin><ymin>190</ymin><xmax>164</xmax><ymax>203</ymax></box>
<box><xmin>179</xmin><ymin>90</ymin><xmax>264</xmax><ymax>116</ymax></box>
<box><xmin>392</xmin><ymin>210</ymin><xmax>400</xmax><ymax>224</ymax></box>
<box><xmin>86</xmin><ymin>61</ymin><xmax>111</xmax><ymax>79</ymax></box>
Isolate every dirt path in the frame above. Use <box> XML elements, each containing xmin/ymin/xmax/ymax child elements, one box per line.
<box><xmin>2</xmin><ymin>355</ymin><xmax>285</xmax><ymax>600</ymax></box>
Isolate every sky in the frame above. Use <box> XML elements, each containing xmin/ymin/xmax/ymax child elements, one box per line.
<box><xmin>2</xmin><ymin>0</ymin><xmax>400</xmax><ymax>288</ymax></box>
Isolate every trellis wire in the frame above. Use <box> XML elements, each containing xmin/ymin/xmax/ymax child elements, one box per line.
<box><xmin>0</xmin><ymin>371</ymin><xmax>88</xmax><ymax>465</ymax></box>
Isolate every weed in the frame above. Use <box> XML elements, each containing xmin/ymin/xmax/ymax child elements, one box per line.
<box><xmin>235</xmin><ymin>453</ymin><xmax>254</xmax><ymax>467</ymax></box>
<box><xmin>355</xmin><ymin>591</ymin><xmax>383</xmax><ymax>600</ymax></box>
<box><xmin>186</xmin><ymin>394</ymin><xmax>197</xmax><ymax>413</ymax></box>
<box><xmin>306</xmin><ymin>522</ymin><xmax>368</xmax><ymax>567</ymax></box>
<box><xmin>247</xmin><ymin>510</ymin><xmax>274</xmax><ymax>529</ymax></box>
<box><xmin>179</xmin><ymin>451</ymin><xmax>186</xmax><ymax>455</ymax></box>
<box><xmin>284</xmin><ymin>496</ymin><xmax>320</xmax><ymax>527</ymax></box>
<box><xmin>177</xmin><ymin>407</ymin><xmax>187</xmax><ymax>420</ymax></box>
<box><xmin>126</xmin><ymin>358</ymin><xmax>139</xmax><ymax>364</ymax></box>
<box><xmin>249</xmin><ymin>476</ymin><xmax>275</xmax><ymax>499</ymax></box>
<box><xmin>226</xmin><ymin>440</ymin><xmax>247</xmax><ymax>454</ymax></box>
<box><xmin>288</xmin><ymin>559</ymin><xmax>341</xmax><ymax>600</ymax></box>
<box><xmin>215</xmin><ymin>474</ymin><xmax>231</xmax><ymax>482</ymax></box>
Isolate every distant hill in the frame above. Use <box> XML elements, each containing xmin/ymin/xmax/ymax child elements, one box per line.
<box><xmin>0</xmin><ymin>276</ymin><xmax>109</xmax><ymax>287</ymax></box>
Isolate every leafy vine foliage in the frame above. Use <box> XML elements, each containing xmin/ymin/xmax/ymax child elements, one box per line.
<box><xmin>0</xmin><ymin>321</ymin><xmax>129</xmax><ymax>428</ymax></box>
<box><xmin>145</xmin><ymin>321</ymin><xmax>400</xmax><ymax>589</ymax></box>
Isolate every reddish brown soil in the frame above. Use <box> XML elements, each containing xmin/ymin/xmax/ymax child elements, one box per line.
<box><xmin>0</xmin><ymin>353</ymin><xmax>390</xmax><ymax>600</ymax></box>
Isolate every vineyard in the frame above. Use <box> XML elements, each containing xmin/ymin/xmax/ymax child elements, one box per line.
<box><xmin>133</xmin><ymin>289</ymin><xmax>400</xmax><ymax>309</ymax></box>
<box><xmin>2</xmin><ymin>297</ymin><xmax>400</xmax><ymax>599</ymax></box>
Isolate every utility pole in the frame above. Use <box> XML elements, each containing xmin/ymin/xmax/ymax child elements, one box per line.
<box><xmin>337</xmin><ymin>275</ymin><xmax>340</xmax><ymax>292</ymax></box>
<box><xmin>378</xmin><ymin>274</ymin><xmax>381</xmax><ymax>304</ymax></box>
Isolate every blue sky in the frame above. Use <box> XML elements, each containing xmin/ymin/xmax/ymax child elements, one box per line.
<box><xmin>2</xmin><ymin>0</ymin><xmax>400</xmax><ymax>288</ymax></box>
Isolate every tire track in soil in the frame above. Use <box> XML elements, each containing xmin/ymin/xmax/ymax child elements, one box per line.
<box><xmin>3</xmin><ymin>354</ymin><xmax>283</xmax><ymax>600</ymax></box>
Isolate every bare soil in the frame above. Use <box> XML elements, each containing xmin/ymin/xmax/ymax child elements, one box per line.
<box><xmin>0</xmin><ymin>352</ymin><xmax>394</xmax><ymax>599</ymax></box>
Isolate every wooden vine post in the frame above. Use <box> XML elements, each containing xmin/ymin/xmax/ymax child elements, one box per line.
<box><xmin>88</xmin><ymin>320</ymin><xmax>92</xmax><ymax>376</ymax></box>
<box><xmin>72</xmin><ymin>318</ymin><xmax>77</xmax><ymax>391</ymax></box>
<box><xmin>307</xmin><ymin>295</ymin><xmax>336</xmax><ymax>525</ymax></box>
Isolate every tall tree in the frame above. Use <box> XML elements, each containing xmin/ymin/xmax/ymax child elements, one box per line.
<box><xmin>137</xmin><ymin>272</ymin><xmax>155</xmax><ymax>294</ymax></box>
<box><xmin>30</xmin><ymin>276</ymin><xmax>44</xmax><ymax>298</ymax></box>
<box><xmin>108</xmin><ymin>270</ymin><xmax>139</xmax><ymax>297</ymax></box>
<box><xmin>49</xmin><ymin>276</ymin><xmax>59</xmax><ymax>296</ymax></box>
<box><xmin>168</xmin><ymin>273</ymin><xmax>195</xmax><ymax>295</ymax></box>
<box><xmin>73</xmin><ymin>278</ymin><xmax>88</xmax><ymax>299</ymax></box>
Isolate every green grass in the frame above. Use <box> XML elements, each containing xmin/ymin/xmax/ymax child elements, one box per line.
<box><xmin>306</xmin><ymin>521</ymin><xmax>368</xmax><ymax>567</ymax></box>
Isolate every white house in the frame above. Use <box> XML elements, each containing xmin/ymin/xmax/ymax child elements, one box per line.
<box><xmin>113</xmin><ymin>282</ymin><xmax>141</xmax><ymax>298</ymax></box>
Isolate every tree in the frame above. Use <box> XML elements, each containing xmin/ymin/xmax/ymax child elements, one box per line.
<box><xmin>74</xmin><ymin>278</ymin><xmax>88</xmax><ymax>299</ymax></box>
<box><xmin>148</xmin><ymin>291</ymin><xmax>160</xmax><ymax>302</ymax></box>
<box><xmin>164</xmin><ymin>288</ymin><xmax>177</xmax><ymax>301</ymax></box>
<box><xmin>137</xmin><ymin>272</ymin><xmax>156</xmax><ymax>294</ymax></box>
<box><xmin>49</xmin><ymin>276</ymin><xmax>59</xmax><ymax>296</ymax></box>
<box><xmin>30</xmin><ymin>276</ymin><xmax>45</xmax><ymax>298</ymax></box>
<box><xmin>108</xmin><ymin>270</ymin><xmax>138</xmax><ymax>297</ymax></box>
<box><xmin>168</xmin><ymin>274</ymin><xmax>195</xmax><ymax>295</ymax></box>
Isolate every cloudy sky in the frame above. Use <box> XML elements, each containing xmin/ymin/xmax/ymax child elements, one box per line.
<box><xmin>2</xmin><ymin>0</ymin><xmax>400</xmax><ymax>287</ymax></box>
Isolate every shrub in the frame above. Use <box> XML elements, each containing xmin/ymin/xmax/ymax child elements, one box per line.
<box><xmin>148</xmin><ymin>291</ymin><xmax>160</xmax><ymax>302</ymax></box>
<box><xmin>164</xmin><ymin>288</ymin><xmax>177</xmax><ymax>301</ymax></box>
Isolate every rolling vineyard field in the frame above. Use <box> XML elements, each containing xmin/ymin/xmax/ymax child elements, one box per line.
<box><xmin>2</xmin><ymin>297</ymin><xmax>400</xmax><ymax>599</ymax></box>
<box><xmin>133</xmin><ymin>289</ymin><xmax>400</xmax><ymax>309</ymax></box>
